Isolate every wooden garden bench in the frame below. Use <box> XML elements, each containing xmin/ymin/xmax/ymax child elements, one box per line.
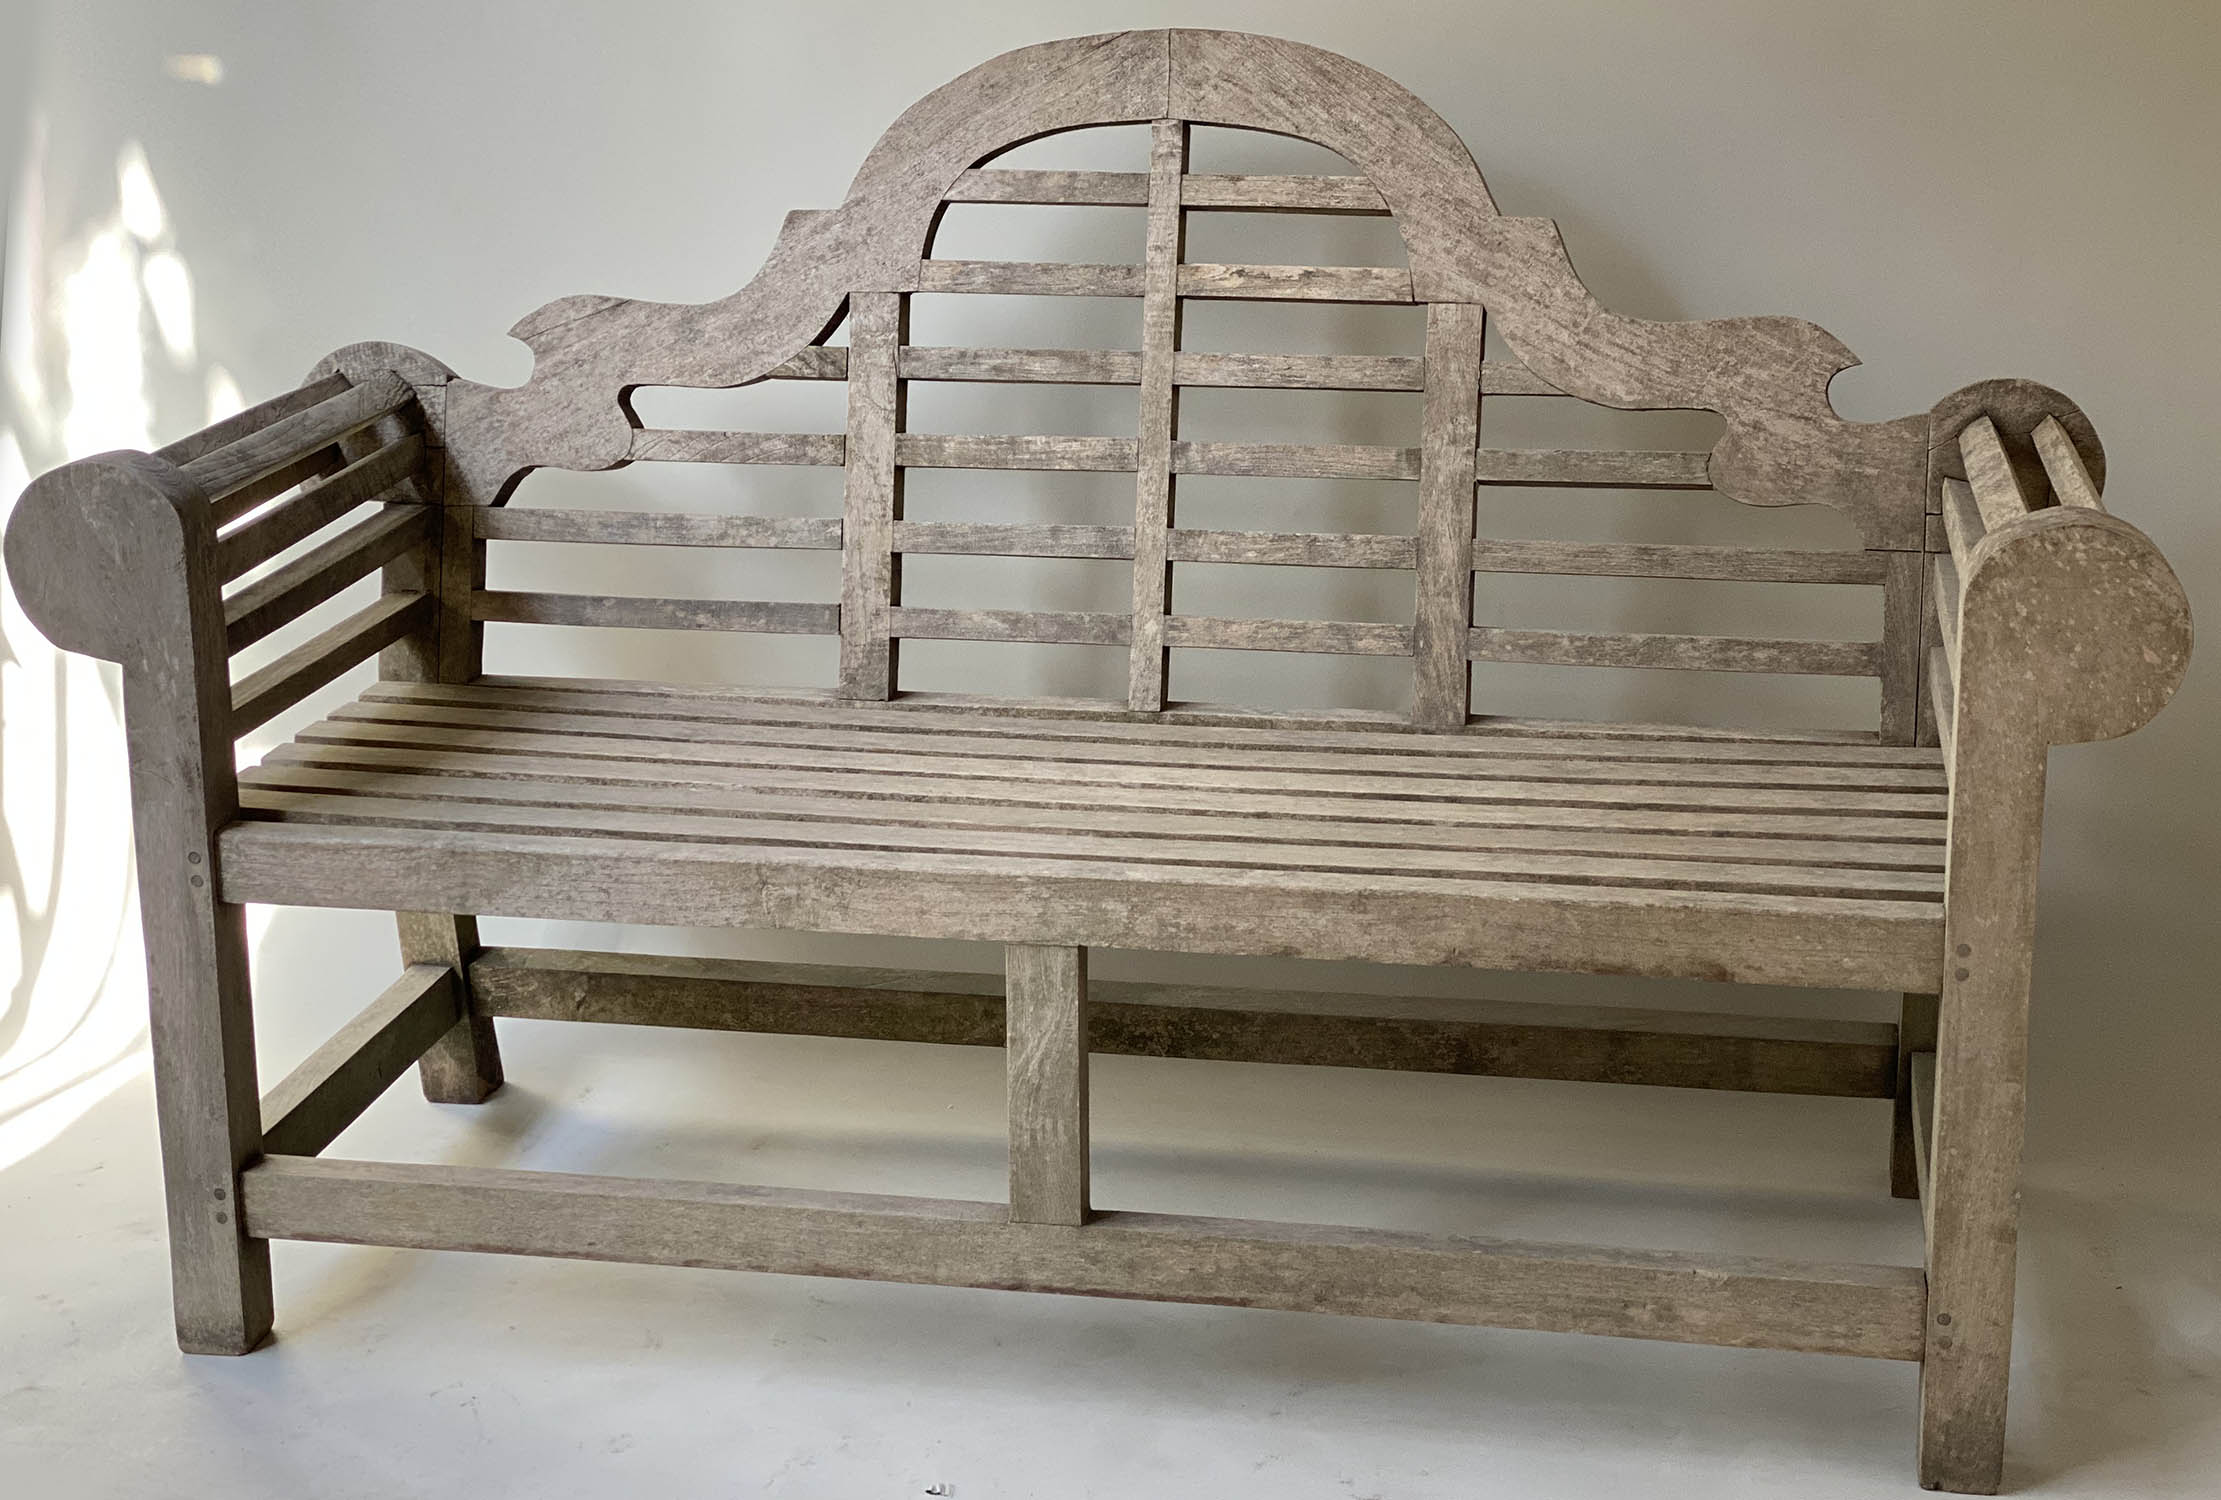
<box><xmin>3</xmin><ymin>30</ymin><xmax>2190</xmax><ymax>1492</ymax></box>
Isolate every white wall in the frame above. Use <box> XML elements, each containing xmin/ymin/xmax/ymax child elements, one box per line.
<box><xmin>3</xmin><ymin>1</ymin><xmax>2215</xmax><ymax>1200</ymax></box>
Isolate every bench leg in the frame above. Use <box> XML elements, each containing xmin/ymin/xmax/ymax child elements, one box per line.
<box><xmin>1006</xmin><ymin>943</ymin><xmax>1089</xmax><ymax>1226</ymax></box>
<box><xmin>1892</xmin><ymin>991</ymin><xmax>1940</xmax><ymax>1199</ymax></box>
<box><xmin>397</xmin><ymin>912</ymin><xmax>502</xmax><ymax>1103</ymax></box>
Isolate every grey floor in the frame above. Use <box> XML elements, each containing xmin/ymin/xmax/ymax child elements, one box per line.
<box><xmin>5</xmin><ymin>957</ymin><xmax>2217</xmax><ymax>1498</ymax></box>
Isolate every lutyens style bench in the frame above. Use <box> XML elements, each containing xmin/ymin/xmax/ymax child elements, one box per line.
<box><xmin>4</xmin><ymin>30</ymin><xmax>2190</xmax><ymax>1493</ymax></box>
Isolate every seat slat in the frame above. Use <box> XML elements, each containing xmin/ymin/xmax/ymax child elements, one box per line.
<box><xmin>297</xmin><ymin>714</ymin><xmax>1942</xmax><ymax>815</ymax></box>
<box><xmin>237</xmin><ymin>785</ymin><xmax>1943</xmax><ymax>901</ymax></box>
<box><xmin>217</xmin><ymin>818</ymin><xmax>1945</xmax><ymax>991</ymax></box>
<box><xmin>242</xmin><ymin>760</ymin><xmax>1948</xmax><ymax>868</ymax></box>
<box><xmin>367</xmin><ymin>678</ymin><xmax>1945</xmax><ymax>765</ymax></box>
<box><xmin>326</xmin><ymin>698</ymin><xmax>1943</xmax><ymax>790</ymax></box>
<box><xmin>1470</xmin><ymin>628</ymin><xmax>1884</xmax><ymax>678</ymax></box>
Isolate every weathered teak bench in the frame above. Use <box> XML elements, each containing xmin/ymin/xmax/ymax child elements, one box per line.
<box><xmin>3</xmin><ymin>30</ymin><xmax>2190</xmax><ymax>1492</ymax></box>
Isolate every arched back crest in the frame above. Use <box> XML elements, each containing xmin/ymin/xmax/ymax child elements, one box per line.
<box><xmin>439</xmin><ymin>27</ymin><xmax>1933</xmax><ymax>551</ymax></box>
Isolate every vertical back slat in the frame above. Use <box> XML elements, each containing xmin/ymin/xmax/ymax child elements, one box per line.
<box><xmin>1411</xmin><ymin>303</ymin><xmax>1487</xmax><ymax>729</ymax></box>
<box><xmin>1126</xmin><ymin>119</ymin><xmax>1189</xmax><ymax>712</ymax></box>
<box><xmin>839</xmin><ymin>291</ymin><xmax>907</xmax><ymax>699</ymax></box>
<box><xmin>1879</xmin><ymin>549</ymin><xmax>1924</xmax><ymax>744</ymax></box>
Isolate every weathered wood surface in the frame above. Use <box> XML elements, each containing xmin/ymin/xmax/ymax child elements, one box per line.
<box><xmin>260</xmin><ymin>964</ymin><xmax>461</xmax><ymax>1156</ymax></box>
<box><xmin>1126</xmin><ymin>119</ymin><xmax>1187</xmax><ymax>712</ymax></box>
<box><xmin>1005</xmin><ymin>944</ymin><xmax>1090</xmax><ymax>1225</ymax></box>
<box><xmin>4</xmin><ymin>453</ymin><xmax>272</xmax><ymax>1353</ymax></box>
<box><xmin>476</xmin><ymin>508</ymin><xmax>842</xmax><ymax>550</ymax></box>
<box><xmin>469</xmin><ymin>591</ymin><xmax>838</xmax><ymax>636</ymax></box>
<box><xmin>395</xmin><ymin>912</ymin><xmax>502</xmax><ymax>1104</ymax></box>
<box><xmin>229</xmin><ymin>591</ymin><xmax>433</xmax><ymax>736</ymax></box>
<box><xmin>1468</xmin><ymin>628</ymin><xmax>1881</xmax><ymax>678</ymax></box>
<box><xmin>465</xmin><ymin>947</ymin><xmax>1901</xmax><ymax>1098</ymax></box>
<box><xmin>224</xmin><ymin>505</ymin><xmax>433</xmax><ymax>652</ymax></box>
<box><xmin>1412</xmin><ymin>303</ymin><xmax>1485</xmax><ymax>728</ymax></box>
<box><xmin>240</xmin><ymin>1154</ymin><xmax>1927</xmax><ymax>1360</ymax></box>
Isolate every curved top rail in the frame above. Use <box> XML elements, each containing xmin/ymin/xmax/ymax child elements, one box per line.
<box><xmin>441</xmin><ymin>28</ymin><xmax>1928</xmax><ymax>546</ymax></box>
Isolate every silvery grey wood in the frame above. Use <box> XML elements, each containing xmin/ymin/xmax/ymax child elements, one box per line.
<box><xmin>2031</xmin><ymin>415</ymin><xmax>2104</xmax><ymax>510</ymax></box>
<box><xmin>462</xmin><ymin>946</ymin><xmax>1900</xmax><ymax>1097</ymax></box>
<box><xmin>260</xmin><ymin>964</ymin><xmax>461</xmax><ymax>1157</ymax></box>
<box><xmin>1892</xmin><ymin>993</ymin><xmax>1941</xmax><ymax>1200</ymax></box>
<box><xmin>469</xmin><ymin>591</ymin><xmax>839</xmax><ymax>635</ymax></box>
<box><xmin>946</xmin><ymin>167</ymin><xmax>1389</xmax><ymax>213</ymax></box>
<box><xmin>627</xmin><ymin>429</ymin><xmax>847</xmax><ymax>465</ymax></box>
<box><xmin>154</xmin><ymin>372</ymin><xmax>351</xmax><ymax>467</ymax></box>
<box><xmin>223</xmin><ymin>504</ymin><xmax>434</xmax><ymax>652</ymax></box>
<box><xmin>184</xmin><ymin>372</ymin><xmax>412</xmax><ymax>519</ymax></box>
<box><xmin>227</xmin><ymin>590</ymin><xmax>433</xmax><ymax>736</ymax></box>
<box><xmin>475</xmin><ymin>508</ymin><xmax>843</xmax><ymax>549</ymax></box>
<box><xmin>214</xmin><ymin>432</ymin><xmax>423</xmax><ymax>581</ymax></box>
<box><xmin>1467</xmin><ymin>628</ymin><xmax>1882</xmax><ymax>678</ymax></box>
<box><xmin>4</xmin><ymin>452</ymin><xmax>272</xmax><ymax>1354</ymax></box>
<box><xmin>240</xmin><ymin>1153</ymin><xmax>1927</xmax><ymax>1360</ymax></box>
<box><xmin>893</xmin><ymin>521</ymin><xmax>1133</xmax><ymax>559</ymax></box>
<box><xmin>394</xmin><ymin>911</ymin><xmax>502</xmax><ymax>1104</ymax></box>
<box><xmin>1412</xmin><ymin>303</ymin><xmax>1486</xmax><ymax>728</ymax></box>
<box><xmin>1469</xmin><ymin>539</ymin><xmax>1885</xmax><ymax>584</ymax></box>
<box><xmin>1004</xmin><ymin>943</ymin><xmax>1090</xmax><ymax>1226</ymax></box>
<box><xmin>3</xmin><ymin>32</ymin><xmax>2194</xmax><ymax>1493</ymax></box>
<box><xmin>897</xmin><ymin>433</ymin><xmax>1138</xmax><ymax>472</ymax></box>
<box><xmin>1126</xmin><ymin>118</ymin><xmax>1187</xmax><ymax>712</ymax></box>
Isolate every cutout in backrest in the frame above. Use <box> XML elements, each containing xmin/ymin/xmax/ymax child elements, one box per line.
<box><xmin>1472</xmin><ymin>572</ymin><xmax>1882</xmax><ymax>643</ymax></box>
<box><xmin>1171</xmin><ymin>648</ymin><xmax>1413</xmax><ymax>717</ymax></box>
<box><xmin>904</xmin><ymin>378</ymin><xmax>1139</xmax><ymax>439</ymax></box>
<box><xmin>1179</xmin><ymin>299</ymin><xmax>1424</xmax><ymax>356</ymax></box>
<box><xmin>1175</xmin><ymin>385</ymin><xmax>1418</xmax><ymax>445</ymax></box>
<box><xmin>1479</xmin><ymin>481</ymin><xmax>1865</xmax><ymax>548</ymax></box>
<box><xmin>900</xmin><ymin>467</ymin><xmax>1137</xmax><ymax>527</ymax></box>
<box><xmin>480</xmin><ymin>623</ymin><xmax>837</xmax><ymax>691</ymax></box>
<box><xmin>1173</xmin><ymin>561</ymin><xmax>1415</xmax><ymax>626</ymax></box>
<box><xmin>984</xmin><ymin>123</ymin><xmax>1154</xmax><ymax>172</ymax></box>
<box><xmin>899</xmin><ymin>554</ymin><xmax>1131</xmax><ymax>614</ymax></box>
<box><xmin>1170</xmin><ymin>473</ymin><xmax>1418</xmax><ymax>539</ymax></box>
<box><xmin>927</xmin><ymin>203</ymin><xmax>1144</xmax><ymax>266</ymax></box>
<box><xmin>1466</xmin><ymin>660</ymin><xmax>1880</xmax><ymax>735</ymax></box>
<box><xmin>906</xmin><ymin>291</ymin><xmax>1144</xmax><ymax>353</ymax></box>
<box><xmin>895</xmin><ymin>638</ymin><xmax>1128</xmax><ymax>702</ymax></box>
<box><xmin>483</xmin><ymin>537</ymin><xmax>840</xmax><ymax>607</ymax></box>
<box><xmin>626</xmin><ymin>376</ymin><xmax>849</xmax><ymax>435</ymax></box>
<box><xmin>508</xmin><ymin>456</ymin><xmax>846</xmax><ymax>522</ymax></box>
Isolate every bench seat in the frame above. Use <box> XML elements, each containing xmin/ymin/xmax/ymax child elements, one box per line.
<box><xmin>222</xmin><ymin>676</ymin><xmax>1948</xmax><ymax>992</ymax></box>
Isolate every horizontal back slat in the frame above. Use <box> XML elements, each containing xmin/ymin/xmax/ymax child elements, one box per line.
<box><xmin>1471</xmin><ymin>540</ymin><xmax>1886</xmax><ymax>585</ymax></box>
<box><xmin>1469</xmin><ymin>628</ymin><xmax>1882</xmax><ymax>677</ymax></box>
<box><xmin>629</xmin><ymin>430</ymin><xmax>845</xmax><ymax>465</ymax></box>
<box><xmin>893</xmin><ymin>521</ymin><xmax>1134</xmax><ymax>559</ymax></box>
<box><xmin>888</xmin><ymin>607</ymin><xmax>1131</xmax><ymax>645</ymax></box>
<box><xmin>477</xmin><ymin>509</ymin><xmax>842</xmax><ymax>549</ymax></box>
<box><xmin>471</xmin><ymin>592</ymin><xmax>839</xmax><ymax>635</ymax></box>
<box><xmin>1165</xmin><ymin>617</ymin><xmax>1416</xmax><ymax>655</ymax></box>
<box><xmin>947</xmin><ymin>168</ymin><xmax>1389</xmax><ymax>214</ymax></box>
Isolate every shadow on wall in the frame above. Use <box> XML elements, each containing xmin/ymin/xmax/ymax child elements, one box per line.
<box><xmin>0</xmin><ymin>117</ymin><xmax>256</xmax><ymax>1171</ymax></box>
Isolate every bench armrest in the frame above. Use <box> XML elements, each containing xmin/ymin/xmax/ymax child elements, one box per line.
<box><xmin>5</xmin><ymin>371</ymin><xmax>440</xmax><ymax>748</ymax></box>
<box><xmin>1926</xmin><ymin>382</ymin><xmax>2190</xmax><ymax>755</ymax></box>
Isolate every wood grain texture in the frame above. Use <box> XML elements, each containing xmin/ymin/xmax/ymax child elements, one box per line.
<box><xmin>223</xmin><ymin>505</ymin><xmax>434</xmax><ymax>653</ymax></box>
<box><xmin>1413</xmin><ymin>303</ymin><xmax>1485</xmax><ymax>727</ymax></box>
<box><xmin>1127</xmin><ymin>118</ymin><xmax>1187</xmax><ymax>712</ymax></box>
<box><xmin>476</xmin><ymin>508</ymin><xmax>843</xmax><ymax>550</ymax></box>
<box><xmin>470</xmin><ymin>591</ymin><xmax>838</xmax><ymax>636</ymax></box>
<box><xmin>260</xmin><ymin>964</ymin><xmax>461</xmax><ymax>1156</ymax></box>
<box><xmin>240</xmin><ymin>1154</ymin><xmax>1928</xmax><ymax>1360</ymax></box>
<box><xmin>4</xmin><ymin>453</ymin><xmax>272</xmax><ymax>1352</ymax></box>
<box><xmin>1005</xmin><ymin>944</ymin><xmax>1089</xmax><ymax>1225</ymax></box>
<box><xmin>1468</xmin><ymin>628</ymin><xmax>1881</xmax><ymax>678</ymax></box>
<box><xmin>229</xmin><ymin>591</ymin><xmax>433</xmax><ymax>736</ymax></box>
<box><xmin>465</xmin><ymin>947</ymin><xmax>1902</xmax><ymax>1098</ymax></box>
<box><xmin>395</xmin><ymin>912</ymin><xmax>502</xmax><ymax>1104</ymax></box>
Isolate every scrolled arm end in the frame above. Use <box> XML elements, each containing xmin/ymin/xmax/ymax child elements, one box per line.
<box><xmin>3</xmin><ymin>449</ymin><xmax>207</xmax><ymax>666</ymax></box>
<box><xmin>1959</xmin><ymin>505</ymin><xmax>2191</xmax><ymax>746</ymax></box>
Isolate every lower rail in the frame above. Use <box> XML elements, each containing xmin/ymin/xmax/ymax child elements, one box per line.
<box><xmin>239</xmin><ymin>1154</ymin><xmax>1927</xmax><ymax>1360</ymax></box>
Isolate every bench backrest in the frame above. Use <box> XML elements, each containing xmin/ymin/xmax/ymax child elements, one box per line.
<box><xmin>422</xmin><ymin>30</ymin><xmax>1938</xmax><ymax>741</ymax></box>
